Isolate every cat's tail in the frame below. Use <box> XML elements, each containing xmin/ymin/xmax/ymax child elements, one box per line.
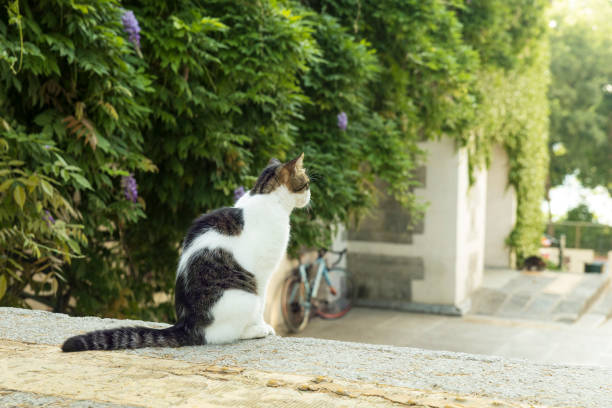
<box><xmin>61</xmin><ymin>321</ymin><xmax>200</xmax><ymax>352</ymax></box>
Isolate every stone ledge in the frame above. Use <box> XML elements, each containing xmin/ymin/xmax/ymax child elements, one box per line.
<box><xmin>1</xmin><ymin>307</ymin><xmax>611</xmax><ymax>407</ymax></box>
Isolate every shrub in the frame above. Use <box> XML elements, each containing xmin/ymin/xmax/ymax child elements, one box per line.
<box><xmin>0</xmin><ymin>0</ymin><xmax>153</xmax><ymax>312</ymax></box>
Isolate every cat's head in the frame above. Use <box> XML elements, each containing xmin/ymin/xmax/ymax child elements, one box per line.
<box><xmin>250</xmin><ymin>153</ymin><xmax>310</xmax><ymax>209</ymax></box>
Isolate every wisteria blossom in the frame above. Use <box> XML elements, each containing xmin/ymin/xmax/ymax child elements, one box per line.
<box><xmin>233</xmin><ymin>186</ymin><xmax>246</xmax><ymax>201</ymax></box>
<box><xmin>337</xmin><ymin>111</ymin><xmax>348</xmax><ymax>131</ymax></box>
<box><xmin>43</xmin><ymin>210</ymin><xmax>55</xmax><ymax>226</ymax></box>
<box><xmin>122</xmin><ymin>174</ymin><xmax>138</xmax><ymax>203</ymax></box>
<box><xmin>121</xmin><ymin>10</ymin><xmax>142</xmax><ymax>56</ymax></box>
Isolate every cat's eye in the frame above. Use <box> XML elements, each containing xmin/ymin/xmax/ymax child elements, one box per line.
<box><xmin>295</xmin><ymin>181</ymin><xmax>309</xmax><ymax>192</ymax></box>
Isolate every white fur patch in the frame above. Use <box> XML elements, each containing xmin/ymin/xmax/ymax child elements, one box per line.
<box><xmin>205</xmin><ymin>289</ymin><xmax>259</xmax><ymax>344</ymax></box>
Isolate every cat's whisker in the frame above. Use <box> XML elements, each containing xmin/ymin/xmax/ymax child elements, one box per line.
<box><xmin>308</xmin><ymin>176</ymin><xmax>322</xmax><ymax>184</ymax></box>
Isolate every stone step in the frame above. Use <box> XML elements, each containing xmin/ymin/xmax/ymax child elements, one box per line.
<box><xmin>469</xmin><ymin>271</ymin><xmax>610</xmax><ymax>324</ymax></box>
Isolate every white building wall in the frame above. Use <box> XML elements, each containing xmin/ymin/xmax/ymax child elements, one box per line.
<box><xmin>454</xmin><ymin>164</ymin><xmax>487</xmax><ymax>304</ymax></box>
<box><xmin>410</xmin><ymin>139</ymin><xmax>486</xmax><ymax>307</ymax></box>
<box><xmin>484</xmin><ymin>144</ymin><xmax>516</xmax><ymax>268</ymax></box>
<box><xmin>348</xmin><ymin>139</ymin><xmax>487</xmax><ymax>310</ymax></box>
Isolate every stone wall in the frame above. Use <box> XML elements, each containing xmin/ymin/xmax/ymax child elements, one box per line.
<box><xmin>1</xmin><ymin>307</ymin><xmax>610</xmax><ymax>408</ymax></box>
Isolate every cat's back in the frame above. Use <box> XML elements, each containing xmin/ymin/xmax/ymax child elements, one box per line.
<box><xmin>178</xmin><ymin>196</ymin><xmax>289</xmax><ymax>276</ymax></box>
<box><xmin>183</xmin><ymin>207</ymin><xmax>245</xmax><ymax>249</ymax></box>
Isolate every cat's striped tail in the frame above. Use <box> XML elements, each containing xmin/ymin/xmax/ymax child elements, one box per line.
<box><xmin>61</xmin><ymin>321</ymin><xmax>200</xmax><ymax>352</ymax></box>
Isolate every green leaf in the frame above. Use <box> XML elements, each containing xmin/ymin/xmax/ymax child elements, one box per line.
<box><xmin>40</xmin><ymin>180</ymin><xmax>53</xmax><ymax>196</ymax></box>
<box><xmin>72</xmin><ymin>173</ymin><xmax>92</xmax><ymax>190</ymax></box>
<box><xmin>66</xmin><ymin>238</ymin><xmax>80</xmax><ymax>254</ymax></box>
<box><xmin>13</xmin><ymin>185</ymin><xmax>25</xmax><ymax>209</ymax></box>
<box><xmin>0</xmin><ymin>179</ymin><xmax>14</xmax><ymax>192</ymax></box>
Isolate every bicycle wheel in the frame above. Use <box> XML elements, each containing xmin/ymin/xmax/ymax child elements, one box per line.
<box><xmin>315</xmin><ymin>268</ymin><xmax>353</xmax><ymax>319</ymax></box>
<box><xmin>280</xmin><ymin>275</ymin><xmax>310</xmax><ymax>333</ymax></box>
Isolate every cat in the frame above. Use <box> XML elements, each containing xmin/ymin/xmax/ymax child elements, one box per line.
<box><xmin>61</xmin><ymin>153</ymin><xmax>310</xmax><ymax>352</ymax></box>
<box><xmin>522</xmin><ymin>255</ymin><xmax>546</xmax><ymax>271</ymax></box>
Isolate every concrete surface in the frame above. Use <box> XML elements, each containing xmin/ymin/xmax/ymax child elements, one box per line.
<box><xmin>1</xmin><ymin>307</ymin><xmax>612</xmax><ymax>407</ymax></box>
<box><xmin>295</xmin><ymin>306</ymin><xmax>612</xmax><ymax>367</ymax></box>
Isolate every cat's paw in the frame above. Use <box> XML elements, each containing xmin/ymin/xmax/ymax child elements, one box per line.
<box><xmin>241</xmin><ymin>323</ymin><xmax>275</xmax><ymax>340</ymax></box>
<box><xmin>262</xmin><ymin>323</ymin><xmax>276</xmax><ymax>336</ymax></box>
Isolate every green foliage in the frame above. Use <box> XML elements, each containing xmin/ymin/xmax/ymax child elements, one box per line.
<box><xmin>552</xmin><ymin>203</ymin><xmax>612</xmax><ymax>255</ymax></box>
<box><xmin>548</xmin><ymin>0</ymin><xmax>612</xmax><ymax>192</ymax></box>
<box><xmin>0</xmin><ymin>133</ymin><xmax>85</xmax><ymax>306</ymax></box>
<box><xmin>310</xmin><ymin>0</ymin><xmax>479</xmax><ymax>142</ymax></box>
<box><xmin>555</xmin><ymin>224</ymin><xmax>612</xmax><ymax>256</ymax></box>
<box><xmin>1</xmin><ymin>0</ymin><xmax>153</xmax><ymax>313</ymax></box>
<box><xmin>460</xmin><ymin>0</ymin><xmax>550</xmax><ymax>262</ymax></box>
<box><xmin>458</xmin><ymin>0</ymin><xmax>548</xmax><ymax>69</ymax></box>
<box><xmin>289</xmin><ymin>8</ymin><xmax>425</xmax><ymax>250</ymax></box>
<box><xmin>565</xmin><ymin>203</ymin><xmax>594</xmax><ymax>223</ymax></box>
<box><xmin>493</xmin><ymin>44</ymin><xmax>550</xmax><ymax>262</ymax></box>
<box><xmin>307</xmin><ymin>0</ymin><xmax>551</xmax><ymax>263</ymax></box>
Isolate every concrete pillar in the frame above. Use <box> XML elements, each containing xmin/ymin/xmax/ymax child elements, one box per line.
<box><xmin>347</xmin><ymin>139</ymin><xmax>487</xmax><ymax>314</ymax></box>
<box><xmin>484</xmin><ymin>144</ymin><xmax>516</xmax><ymax>268</ymax></box>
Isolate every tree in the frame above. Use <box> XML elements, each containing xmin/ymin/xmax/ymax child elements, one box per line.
<box><xmin>549</xmin><ymin>0</ymin><xmax>612</xmax><ymax>193</ymax></box>
<box><xmin>565</xmin><ymin>203</ymin><xmax>594</xmax><ymax>223</ymax></box>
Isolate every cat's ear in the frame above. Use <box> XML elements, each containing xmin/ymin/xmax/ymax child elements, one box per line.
<box><xmin>283</xmin><ymin>152</ymin><xmax>304</xmax><ymax>172</ymax></box>
<box><xmin>267</xmin><ymin>158</ymin><xmax>281</xmax><ymax>167</ymax></box>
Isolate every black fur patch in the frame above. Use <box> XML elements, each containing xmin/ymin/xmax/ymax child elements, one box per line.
<box><xmin>250</xmin><ymin>163</ymin><xmax>281</xmax><ymax>195</ymax></box>
<box><xmin>183</xmin><ymin>207</ymin><xmax>244</xmax><ymax>249</ymax></box>
<box><xmin>175</xmin><ymin>248</ymin><xmax>257</xmax><ymax>343</ymax></box>
<box><xmin>61</xmin><ymin>324</ymin><xmax>196</xmax><ymax>352</ymax></box>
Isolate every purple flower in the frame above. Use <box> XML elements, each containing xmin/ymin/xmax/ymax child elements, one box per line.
<box><xmin>337</xmin><ymin>112</ymin><xmax>348</xmax><ymax>131</ymax></box>
<box><xmin>122</xmin><ymin>174</ymin><xmax>138</xmax><ymax>203</ymax></box>
<box><xmin>43</xmin><ymin>145</ymin><xmax>51</xmax><ymax>150</ymax></box>
<box><xmin>44</xmin><ymin>210</ymin><xmax>55</xmax><ymax>226</ymax></box>
<box><xmin>233</xmin><ymin>186</ymin><xmax>246</xmax><ymax>202</ymax></box>
<box><xmin>121</xmin><ymin>10</ymin><xmax>141</xmax><ymax>53</ymax></box>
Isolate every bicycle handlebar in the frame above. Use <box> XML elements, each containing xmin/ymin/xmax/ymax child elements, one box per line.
<box><xmin>318</xmin><ymin>248</ymin><xmax>347</xmax><ymax>267</ymax></box>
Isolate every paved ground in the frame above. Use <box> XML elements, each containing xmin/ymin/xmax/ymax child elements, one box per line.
<box><xmin>295</xmin><ymin>307</ymin><xmax>612</xmax><ymax>366</ymax></box>
<box><xmin>2</xmin><ymin>307</ymin><xmax>612</xmax><ymax>407</ymax></box>
<box><xmin>294</xmin><ymin>270</ymin><xmax>612</xmax><ymax>367</ymax></box>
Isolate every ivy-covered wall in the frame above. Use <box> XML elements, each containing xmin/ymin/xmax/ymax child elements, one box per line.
<box><xmin>1</xmin><ymin>0</ymin><xmax>549</xmax><ymax>320</ymax></box>
<box><xmin>459</xmin><ymin>1</ymin><xmax>550</xmax><ymax>261</ymax></box>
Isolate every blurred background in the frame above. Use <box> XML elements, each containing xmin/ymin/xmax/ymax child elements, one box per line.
<box><xmin>1</xmin><ymin>0</ymin><xmax>610</xmax><ymax>366</ymax></box>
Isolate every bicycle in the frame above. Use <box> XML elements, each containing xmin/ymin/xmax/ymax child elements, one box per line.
<box><xmin>281</xmin><ymin>248</ymin><xmax>353</xmax><ymax>333</ymax></box>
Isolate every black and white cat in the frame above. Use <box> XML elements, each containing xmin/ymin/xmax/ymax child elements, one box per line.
<box><xmin>62</xmin><ymin>153</ymin><xmax>310</xmax><ymax>352</ymax></box>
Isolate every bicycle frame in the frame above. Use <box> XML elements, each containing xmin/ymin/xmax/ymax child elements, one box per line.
<box><xmin>289</xmin><ymin>256</ymin><xmax>335</xmax><ymax>314</ymax></box>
